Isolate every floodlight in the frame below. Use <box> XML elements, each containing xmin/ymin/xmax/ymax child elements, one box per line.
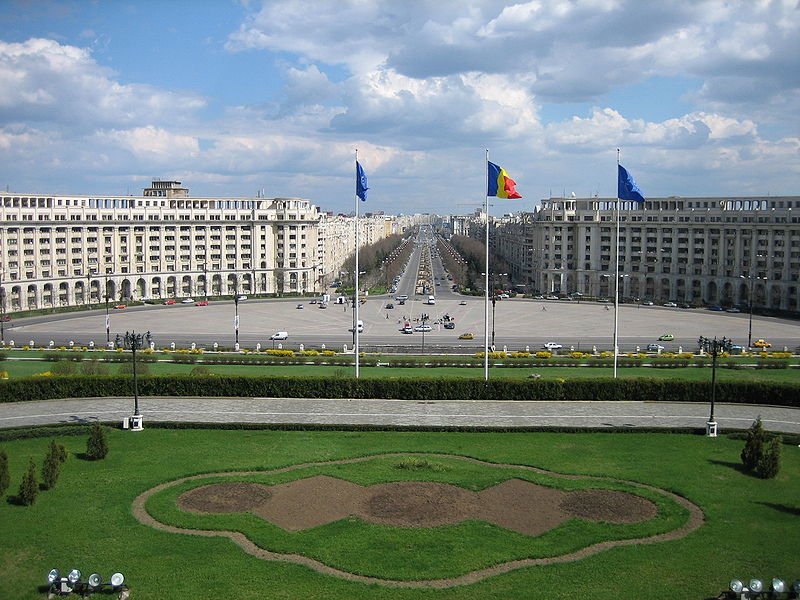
<box><xmin>88</xmin><ymin>573</ymin><xmax>102</xmax><ymax>589</ymax></box>
<box><xmin>772</xmin><ymin>578</ymin><xmax>786</xmax><ymax>593</ymax></box>
<box><xmin>749</xmin><ymin>579</ymin><xmax>763</xmax><ymax>593</ymax></box>
<box><xmin>47</xmin><ymin>569</ymin><xmax>60</xmax><ymax>584</ymax></box>
<box><xmin>67</xmin><ymin>569</ymin><xmax>81</xmax><ymax>584</ymax></box>
<box><xmin>730</xmin><ymin>580</ymin><xmax>743</xmax><ymax>593</ymax></box>
<box><xmin>110</xmin><ymin>572</ymin><xmax>125</xmax><ymax>587</ymax></box>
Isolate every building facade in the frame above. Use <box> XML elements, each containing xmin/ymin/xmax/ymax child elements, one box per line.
<box><xmin>491</xmin><ymin>195</ymin><xmax>800</xmax><ymax>312</ymax></box>
<box><xmin>0</xmin><ymin>180</ymin><xmax>392</xmax><ymax>313</ymax></box>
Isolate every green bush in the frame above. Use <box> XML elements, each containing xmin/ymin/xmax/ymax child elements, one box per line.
<box><xmin>741</xmin><ymin>418</ymin><xmax>782</xmax><ymax>478</ymax></box>
<box><xmin>81</xmin><ymin>359</ymin><xmax>110</xmax><ymax>376</ymax></box>
<box><xmin>41</xmin><ymin>439</ymin><xmax>63</xmax><ymax>490</ymax></box>
<box><xmin>190</xmin><ymin>365</ymin><xmax>212</xmax><ymax>376</ymax></box>
<box><xmin>50</xmin><ymin>360</ymin><xmax>79</xmax><ymax>376</ymax></box>
<box><xmin>118</xmin><ymin>361</ymin><xmax>150</xmax><ymax>376</ymax></box>
<box><xmin>17</xmin><ymin>458</ymin><xmax>38</xmax><ymax>505</ymax></box>
<box><xmin>0</xmin><ymin>449</ymin><xmax>9</xmax><ymax>496</ymax></box>
<box><xmin>756</xmin><ymin>436</ymin><xmax>782</xmax><ymax>479</ymax></box>
<box><xmin>86</xmin><ymin>421</ymin><xmax>109</xmax><ymax>460</ymax></box>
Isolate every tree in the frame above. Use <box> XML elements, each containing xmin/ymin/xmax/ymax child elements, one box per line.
<box><xmin>86</xmin><ymin>421</ymin><xmax>109</xmax><ymax>461</ymax></box>
<box><xmin>17</xmin><ymin>458</ymin><xmax>38</xmax><ymax>506</ymax></box>
<box><xmin>41</xmin><ymin>440</ymin><xmax>63</xmax><ymax>490</ymax></box>
<box><xmin>0</xmin><ymin>449</ymin><xmax>9</xmax><ymax>496</ymax></box>
<box><xmin>741</xmin><ymin>417</ymin><xmax>781</xmax><ymax>479</ymax></box>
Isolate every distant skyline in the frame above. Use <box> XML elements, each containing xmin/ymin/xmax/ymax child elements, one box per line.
<box><xmin>0</xmin><ymin>0</ymin><xmax>797</xmax><ymax>216</ymax></box>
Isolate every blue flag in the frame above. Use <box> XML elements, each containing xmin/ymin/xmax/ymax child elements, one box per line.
<box><xmin>356</xmin><ymin>161</ymin><xmax>369</xmax><ymax>201</ymax></box>
<box><xmin>618</xmin><ymin>164</ymin><xmax>645</xmax><ymax>202</ymax></box>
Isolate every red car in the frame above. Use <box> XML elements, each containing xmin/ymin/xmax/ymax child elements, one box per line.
<box><xmin>114</xmin><ymin>304</ymin><xmax>127</xmax><ymax>310</ymax></box>
<box><xmin>163</xmin><ymin>299</ymin><xmax>176</xmax><ymax>305</ymax></box>
<box><xmin>195</xmin><ymin>300</ymin><xmax>209</xmax><ymax>306</ymax></box>
<box><xmin>1</xmin><ymin>315</ymin><xmax>10</xmax><ymax>322</ymax></box>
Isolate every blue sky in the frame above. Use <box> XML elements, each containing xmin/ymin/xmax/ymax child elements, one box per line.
<box><xmin>0</xmin><ymin>0</ymin><xmax>797</xmax><ymax>215</ymax></box>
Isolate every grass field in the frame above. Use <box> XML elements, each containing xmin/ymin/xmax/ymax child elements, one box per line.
<box><xmin>1</xmin><ymin>428</ymin><xmax>798</xmax><ymax>599</ymax></box>
<box><xmin>2</xmin><ymin>356</ymin><xmax>799</xmax><ymax>382</ymax></box>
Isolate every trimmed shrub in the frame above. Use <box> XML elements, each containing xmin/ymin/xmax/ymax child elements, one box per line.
<box><xmin>740</xmin><ymin>417</ymin><xmax>781</xmax><ymax>478</ymax></box>
<box><xmin>0</xmin><ymin>449</ymin><xmax>9</xmax><ymax>496</ymax></box>
<box><xmin>86</xmin><ymin>421</ymin><xmax>109</xmax><ymax>460</ymax></box>
<box><xmin>41</xmin><ymin>440</ymin><xmax>63</xmax><ymax>490</ymax></box>
<box><xmin>190</xmin><ymin>365</ymin><xmax>212</xmax><ymax>376</ymax></box>
<box><xmin>756</xmin><ymin>436</ymin><xmax>782</xmax><ymax>479</ymax></box>
<box><xmin>81</xmin><ymin>359</ymin><xmax>110</xmax><ymax>376</ymax></box>
<box><xmin>17</xmin><ymin>458</ymin><xmax>38</xmax><ymax>505</ymax></box>
<box><xmin>50</xmin><ymin>360</ymin><xmax>79</xmax><ymax>376</ymax></box>
<box><xmin>118</xmin><ymin>361</ymin><xmax>150</xmax><ymax>376</ymax></box>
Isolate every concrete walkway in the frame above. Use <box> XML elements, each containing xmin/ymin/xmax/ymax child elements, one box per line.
<box><xmin>1</xmin><ymin>396</ymin><xmax>798</xmax><ymax>433</ymax></box>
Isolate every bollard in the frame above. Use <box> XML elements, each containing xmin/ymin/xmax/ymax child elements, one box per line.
<box><xmin>256</xmin><ymin>343</ymin><xmax>261</xmax><ymax>351</ymax></box>
<box><xmin>49</xmin><ymin>340</ymin><xmax>54</xmax><ymax>347</ymax></box>
<box><xmin>191</xmin><ymin>342</ymin><xmax>196</xmax><ymax>350</ymax></box>
<box><xmin>213</xmin><ymin>342</ymin><xmax>218</xmax><ymax>351</ymax></box>
<box><xmin>170</xmin><ymin>342</ymin><xmax>176</xmax><ymax>350</ymax></box>
<box><xmin>299</xmin><ymin>343</ymin><xmax>304</xmax><ymax>352</ymax></box>
<box><xmin>235</xmin><ymin>343</ymin><xmax>240</xmax><ymax>351</ymax></box>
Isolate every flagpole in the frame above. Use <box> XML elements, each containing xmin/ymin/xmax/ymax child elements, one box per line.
<box><xmin>484</xmin><ymin>150</ymin><xmax>491</xmax><ymax>381</ymax></box>
<box><xmin>354</xmin><ymin>149</ymin><xmax>360</xmax><ymax>379</ymax></box>
<box><xmin>613</xmin><ymin>149</ymin><xmax>621</xmax><ymax>379</ymax></box>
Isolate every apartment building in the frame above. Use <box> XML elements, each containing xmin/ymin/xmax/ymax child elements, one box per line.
<box><xmin>0</xmin><ymin>180</ymin><xmax>327</xmax><ymax>312</ymax></box>
<box><xmin>491</xmin><ymin>195</ymin><xmax>800</xmax><ymax>312</ymax></box>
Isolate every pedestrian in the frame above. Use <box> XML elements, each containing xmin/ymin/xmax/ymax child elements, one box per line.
<box><xmin>541</xmin><ymin>305</ymin><xmax>547</xmax><ymax>311</ymax></box>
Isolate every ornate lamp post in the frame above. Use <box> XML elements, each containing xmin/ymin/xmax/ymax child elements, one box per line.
<box><xmin>123</xmin><ymin>331</ymin><xmax>145</xmax><ymax>431</ymax></box>
<box><xmin>233</xmin><ymin>283</ymin><xmax>240</xmax><ymax>350</ymax></box>
<box><xmin>698</xmin><ymin>335</ymin><xmax>733</xmax><ymax>437</ymax></box>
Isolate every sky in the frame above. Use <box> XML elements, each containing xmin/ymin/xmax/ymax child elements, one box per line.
<box><xmin>0</xmin><ymin>0</ymin><xmax>797</xmax><ymax>216</ymax></box>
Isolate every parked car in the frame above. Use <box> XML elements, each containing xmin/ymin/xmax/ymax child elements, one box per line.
<box><xmin>114</xmin><ymin>304</ymin><xmax>126</xmax><ymax>310</ymax></box>
<box><xmin>753</xmin><ymin>338</ymin><xmax>772</xmax><ymax>348</ymax></box>
<box><xmin>443</xmin><ymin>321</ymin><xmax>455</xmax><ymax>329</ymax></box>
<box><xmin>658</xmin><ymin>333</ymin><xmax>674</xmax><ymax>341</ymax></box>
<box><xmin>296</xmin><ymin>303</ymin><xmax>304</xmax><ymax>309</ymax></box>
<box><xmin>646</xmin><ymin>343</ymin><xmax>665</xmax><ymax>352</ymax></box>
<box><xmin>542</xmin><ymin>342</ymin><xmax>563</xmax><ymax>350</ymax></box>
<box><xmin>195</xmin><ymin>300</ymin><xmax>209</xmax><ymax>306</ymax></box>
<box><xmin>237</xmin><ymin>295</ymin><xmax>248</xmax><ymax>301</ymax></box>
<box><xmin>269</xmin><ymin>331</ymin><xmax>289</xmax><ymax>340</ymax></box>
<box><xmin>641</xmin><ymin>300</ymin><xmax>654</xmax><ymax>306</ymax></box>
<box><xmin>163</xmin><ymin>299</ymin><xmax>176</xmax><ymax>305</ymax></box>
<box><xmin>414</xmin><ymin>324</ymin><xmax>432</xmax><ymax>332</ymax></box>
<box><xmin>181</xmin><ymin>298</ymin><xmax>194</xmax><ymax>304</ymax></box>
<box><xmin>401</xmin><ymin>324</ymin><xmax>414</xmax><ymax>334</ymax></box>
<box><xmin>1</xmin><ymin>315</ymin><xmax>10</xmax><ymax>322</ymax></box>
<box><xmin>459</xmin><ymin>300</ymin><xmax>467</xmax><ymax>305</ymax></box>
<box><xmin>458</xmin><ymin>332</ymin><xmax>474</xmax><ymax>340</ymax></box>
<box><xmin>707</xmin><ymin>305</ymin><xmax>723</xmax><ymax>311</ymax></box>
<box><xmin>385</xmin><ymin>303</ymin><xmax>394</xmax><ymax>309</ymax></box>
<box><xmin>726</xmin><ymin>307</ymin><xmax>741</xmax><ymax>313</ymax></box>
<box><xmin>663</xmin><ymin>301</ymin><xmax>677</xmax><ymax>307</ymax></box>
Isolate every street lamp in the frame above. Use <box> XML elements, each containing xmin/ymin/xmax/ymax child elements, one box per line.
<box><xmin>740</xmin><ymin>274</ymin><xmax>767</xmax><ymax>349</ymax></box>
<box><xmin>122</xmin><ymin>331</ymin><xmax>144</xmax><ymax>431</ymax></box>
<box><xmin>233</xmin><ymin>283</ymin><xmax>240</xmax><ymax>350</ymax></box>
<box><xmin>490</xmin><ymin>272</ymin><xmax>507</xmax><ymax>349</ymax></box>
<box><xmin>103</xmin><ymin>271</ymin><xmax>110</xmax><ymax>345</ymax></box>
<box><xmin>698</xmin><ymin>335</ymin><xmax>733</xmax><ymax>437</ymax></box>
<box><xmin>0</xmin><ymin>270</ymin><xmax>5</xmax><ymax>345</ymax></box>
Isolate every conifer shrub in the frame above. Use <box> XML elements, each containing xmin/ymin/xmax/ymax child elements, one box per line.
<box><xmin>0</xmin><ymin>449</ymin><xmax>9</xmax><ymax>496</ymax></box>
<box><xmin>741</xmin><ymin>418</ymin><xmax>782</xmax><ymax>478</ymax></box>
<box><xmin>17</xmin><ymin>458</ymin><xmax>38</xmax><ymax>505</ymax></box>
<box><xmin>41</xmin><ymin>440</ymin><xmax>64</xmax><ymax>490</ymax></box>
<box><xmin>86</xmin><ymin>421</ymin><xmax>109</xmax><ymax>460</ymax></box>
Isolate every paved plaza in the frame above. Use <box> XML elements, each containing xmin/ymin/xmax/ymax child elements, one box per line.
<box><xmin>5</xmin><ymin>296</ymin><xmax>800</xmax><ymax>352</ymax></box>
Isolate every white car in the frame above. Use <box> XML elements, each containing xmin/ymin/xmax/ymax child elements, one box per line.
<box><xmin>663</xmin><ymin>301</ymin><xmax>677</xmax><ymax>307</ymax></box>
<box><xmin>414</xmin><ymin>324</ymin><xmax>432</xmax><ymax>332</ymax></box>
<box><xmin>181</xmin><ymin>298</ymin><xmax>194</xmax><ymax>304</ymax></box>
<box><xmin>542</xmin><ymin>342</ymin><xmax>563</xmax><ymax>350</ymax></box>
<box><xmin>269</xmin><ymin>331</ymin><xmax>288</xmax><ymax>340</ymax></box>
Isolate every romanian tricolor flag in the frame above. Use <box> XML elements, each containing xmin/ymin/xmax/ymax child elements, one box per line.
<box><xmin>487</xmin><ymin>161</ymin><xmax>522</xmax><ymax>198</ymax></box>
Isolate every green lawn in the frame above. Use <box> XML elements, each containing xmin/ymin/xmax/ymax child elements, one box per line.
<box><xmin>2</xmin><ymin>355</ymin><xmax>799</xmax><ymax>382</ymax></box>
<box><xmin>1</xmin><ymin>428</ymin><xmax>797</xmax><ymax>599</ymax></box>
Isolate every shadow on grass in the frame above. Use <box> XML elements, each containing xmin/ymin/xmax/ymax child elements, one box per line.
<box><xmin>708</xmin><ymin>458</ymin><xmax>747</xmax><ymax>474</ymax></box>
<box><xmin>757</xmin><ymin>501</ymin><xmax>800</xmax><ymax>516</ymax></box>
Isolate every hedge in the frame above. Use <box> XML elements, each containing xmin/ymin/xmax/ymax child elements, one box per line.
<box><xmin>0</xmin><ymin>375</ymin><xmax>797</xmax><ymax>407</ymax></box>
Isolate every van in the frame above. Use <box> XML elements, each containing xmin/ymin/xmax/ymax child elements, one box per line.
<box><xmin>269</xmin><ymin>331</ymin><xmax>289</xmax><ymax>340</ymax></box>
<box><xmin>427</xmin><ymin>295</ymin><xmax>436</xmax><ymax>305</ymax></box>
<box><xmin>349</xmin><ymin>320</ymin><xmax>364</xmax><ymax>333</ymax></box>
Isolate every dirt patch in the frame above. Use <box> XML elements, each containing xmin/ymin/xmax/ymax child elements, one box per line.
<box><xmin>177</xmin><ymin>476</ymin><xmax>656</xmax><ymax>536</ymax></box>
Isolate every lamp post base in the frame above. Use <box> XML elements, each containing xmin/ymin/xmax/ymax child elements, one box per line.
<box><xmin>123</xmin><ymin>415</ymin><xmax>144</xmax><ymax>431</ymax></box>
<box><xmin>706</xmin><ymin>420</ymin><xmax>718</xmax><ymax>437</ymax></box>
